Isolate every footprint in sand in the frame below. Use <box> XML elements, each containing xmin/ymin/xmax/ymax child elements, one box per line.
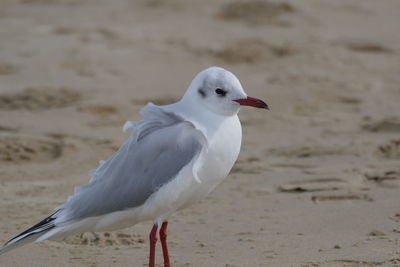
<box><xmin>278</xmin><ymin>176</ymin><xmax>372</xmax><ymax>202</ymax></box>
<box><xmin>214</xmin><ymin>38</ymin><xmax>296</xmax><ymax>64</ymax></box>
<box><xmin>0</xmin><ymin>62</ymin><xmax>19</xmax><ymax>75</ymax></box>
<box><xmin>342</xmin><ymin>40</ymin><xmax>392</xmax><ymax>54</ymax></box>
<box><xmin>0</xmin><ymin>125</ymin><xmax>17</xmax><ymax>133</ymax></box>
<box><xmin>268</xmin><ymin>145</ymin><xmax>354</xmax><ymax>158</ymax></box>
<box><xmin>278</xmin><ymin>178</ymin><xmax>346</xmax><ymax>193</ymax></box>
<box><xmin>77</xmin><ymin>104</ymin><xmax>119</xmax><ymax>117</ymax></box>
<box><xmin>335</xmin><ymin>96</ymin><xmax>362</xmax><ymax>105</ymax></box>
<box><xmin>20</xmin><ymin>0</ymin><xmax>80</xmax><ymax>6</ymax></box>
<box><xmin>0</xmin><ymin>134</ymin><xmax>63</xmax><ymax>163</ymax></box>
<box><xmin>311</xmin><ymin>193</ymin><xmax>373</xmax><ymax>203</ymax></box>
<box><xmin>362</xmin><ymin>118</ymin><xmax>400</xmax><ymax>133</ymax></box>
<box><xmin>0</xmin><ymin>87</ymin><xmax>80</xmax><ymax>110</ymax></box>
<box><xmin>215</xmin><ymin>0</ymin><xmax>294</xmax><ymax>26</ymax></box>
<box><xmin>365</xmin><ymin>170</ymin><xmax>400</xmax><ymax>188</ymax></box>
<box><xmin>231</xmin><ymin>156</ymin><xmax>264</xmax><ymax>174</ymax></box>
<box><xmin>143</xmin><ymin>0</ymin><xmax>183</xmax><ymax>9</ymax></box>
<box><xmin>389</xmin><ymin>212</ymin><xmax>400</xmax><ymax>223</ymax></box>
<box><xmin>306</xmin><ymin>259</ymin><xmax>388</xmax><ymax>266</ymax></box>
<box><xmin>375</xmin><ymin>139</ymin><xmax>400</xmax><ymax>160</ymax></box>
<box><xmin>63</xmin><ymin>232</ymin><xmax>145</xmax><ymax>247</ymax></box>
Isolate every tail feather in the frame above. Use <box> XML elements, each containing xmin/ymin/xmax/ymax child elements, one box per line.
<box><xmin>0</xmin><ymin>213</ymin><xmax>57</xmax><ymax>255</ymax></box>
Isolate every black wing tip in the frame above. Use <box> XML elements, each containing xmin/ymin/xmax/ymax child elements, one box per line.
<box><xmin>4</xmin><ymin>212</ymin><xmax>58</xmax><ymax>246</ymax></box>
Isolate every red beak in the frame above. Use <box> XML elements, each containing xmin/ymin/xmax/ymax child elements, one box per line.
<box><xmin>233</xmin><ymin>96</ymin><xmax>269</xmax><ymax>110</ymax></box>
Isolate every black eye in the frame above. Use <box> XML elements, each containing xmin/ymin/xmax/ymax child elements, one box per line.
<box><xmin>215</xmin><ymin>88</ymin><xmax>226</xmax><ymax>96</ymax></box>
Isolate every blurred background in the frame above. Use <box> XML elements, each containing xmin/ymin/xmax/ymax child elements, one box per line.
<box><xmin>1</xmin><ymin>0</ymin><xmax>399</xmax><ymax>266</ymax></box>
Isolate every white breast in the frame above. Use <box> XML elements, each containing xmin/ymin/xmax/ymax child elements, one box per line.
<box><xmin>87</xmin><ymin>115</ymin><xmax>242</xmax><ymax>229</ymax></box>
<box><xmin>198</xmin><ymin>115</ymin><xmax>242</xmax><ymax>184</ymax></box>
<box><xmin>177</xmin><ymin>115</ymin><xmax>242</xmax><ymax>208</ymax></box>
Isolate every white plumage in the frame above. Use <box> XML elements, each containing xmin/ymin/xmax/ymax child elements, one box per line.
<box><xmin>1</xmin><ymin>67</ymin><xmax>268</xmax><ymax>266</ymax></box>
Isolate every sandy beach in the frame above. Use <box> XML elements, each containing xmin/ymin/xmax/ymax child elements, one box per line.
<box><xmin>1</xmin><ymin>0</ymin><xmax>400</xmax><ymax>266</ymax></box>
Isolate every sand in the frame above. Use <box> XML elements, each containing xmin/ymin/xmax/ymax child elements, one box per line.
<box><xmin>1</xmin><ymin>0</ymin><xmax>400</xmax><ymax>266</ymax></box>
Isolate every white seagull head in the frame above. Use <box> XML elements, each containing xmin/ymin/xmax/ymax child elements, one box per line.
<box><xmin>182</xmin><ymin>66</ymin><xmax>268</xmax><ymax>116</ymax></box>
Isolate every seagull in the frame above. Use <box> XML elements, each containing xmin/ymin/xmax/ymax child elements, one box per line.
<box><xmin>0</xmin><ymin>66</ymin><xmax>268</xmax><ymax>266</ymax></box>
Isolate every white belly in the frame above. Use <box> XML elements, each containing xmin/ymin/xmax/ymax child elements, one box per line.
<box><xmin>196</xmin><ymin>116</ymin><xmax>242</xmax><ymax>193</ymax></box>
<box><xmin>171</xmin><ymin>115</ymin><xmax>242</xmax><ymax>210</ymax></box>
<box><xmin>89</xmin><ymin>115</ymin><xmax>242</xmax><ymax>230</ymax></box>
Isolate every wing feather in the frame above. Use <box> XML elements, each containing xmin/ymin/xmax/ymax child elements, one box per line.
<box><xmin>58</xmin><ymin>104</ymin><xmax>206</xmax><ymax>222</ymax></box>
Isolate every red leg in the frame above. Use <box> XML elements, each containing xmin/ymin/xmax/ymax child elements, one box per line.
<box><xmin>149</xmin><ymin>224</ymin><xmax>158</xmax><ymax>267</ymax></box>
<box><xmin>159</xmin><ymin>221</ymin><xmax>170</xmax><ymax>267</ymax></box>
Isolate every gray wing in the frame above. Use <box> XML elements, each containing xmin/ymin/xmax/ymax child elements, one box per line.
<box><xmin>58</xmin><ymin>104</ymin><xmax>206</xmax><ymax>222</ymax></box>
